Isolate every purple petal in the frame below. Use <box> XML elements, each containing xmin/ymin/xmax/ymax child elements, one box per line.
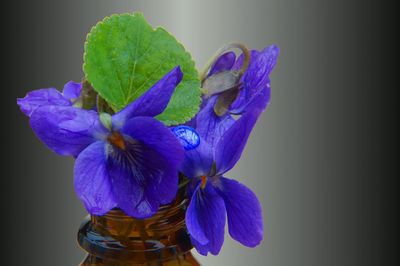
<box><xmin>112</xmin><ymin>66</ymin><xmax>183</xmax><ymax>128</ymax></box>
<box><xmin>121</xmin><ymin>117</ymin><xmax>183</xmax><ymax>205</ymax></box>
<box><xmin>63</xmin><ymin>81</ymin><xmax>82</xmax><ymax>100</ymax></box>
<box><xmin>29</xmin><ymin>106</ymin><xmax>103</xmax><ymax>157</ymax></box>
<box><xmin>215</xmin><ymin>111</ymin><xmax>259</xmax><ymax>174</ymax></box>
<box><xmin>107</xmin><ymin>117</ymin><xmax>182</xmax><ymax>218</ymax></box>
<box><xmin>230</xmin><ymin>81</ymin><xmax>271</xmax><ymax>115</ymax></box>
<box><xmin>196</xmin><ymin>96</ymin><xmax>235</xmax><ymax>148</ymax></box>
<box><xmin>186</xmin><ymin>182</ymin><xmax>226</xmax><ymax>255</ymax></box>
<box><xmin>74</xmin><ymin>141</ymin><xmax>117</xmax><ymax>215</ymax></box>
<box><xmin>17</xmin><ymin>88</ymin><xmax>71</xmax><ymax>117</ymax></box>
<box><xmin>244</xmin><ymin>45</ymin><xmax>279</xmax><ymax>89</ymax></box>
<box><xmin>232</xmin><ymin>50</ymin><xmax>260</xmax><ymax>72</ymax></box>
<box><xmin>229</xmin><ymin>50</ymin><xmax>260</xmax><ymax>113</ymax></box>
<box><xmin>106</xmin><ymin>143</ymin><xmax>160</xmax><ymax>218</ymax></box>
<box><xmin>231</xmin><ymin>45</ymin><xmax>279</xmax><ymax>114</ymax></box>
<box><xmin>121</xmin><ymin>116</ymin><xmax>184</xmax><ymax>173</ymax></box>
<box><xmin>186</xmin><ymin>185</ymin><xmax>208</xmax><ymax>246</ymax></box>
<box><xmin>180</xmin><ymin>137</ymin><xmax>213</xmax><ymax>179</ymax></box>
<box><xmin>190</xmin><ymin>236</ymin><xmax>211</xmax><ymax>256</ymax></box>
<box><xmin>208</xmin><ymin>52</ymin><xmax>236</xmax><ymax>76</ymax></box>
<box><xmin>216</xmin><ymin>177</ymin><xmax>263</xmax><ymax>247</ymax></box>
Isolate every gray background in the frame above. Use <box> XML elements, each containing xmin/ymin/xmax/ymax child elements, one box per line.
<box><xmin>3</xmin><ymin>0</ymin><xmax>396</xmax><ymax>265</ymax></box>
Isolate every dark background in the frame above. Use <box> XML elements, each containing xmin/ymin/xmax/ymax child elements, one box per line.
<box><xmin>2</xmin><ymin>0</ymin><xmax>397</xmax><ymax>265</ymax></box>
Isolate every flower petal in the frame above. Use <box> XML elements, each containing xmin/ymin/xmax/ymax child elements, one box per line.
<box><xmin>230</xmin><ymin>50</ymin><xmax>259</xmax><ymax>114</ymax></box>
<box><xmin>232</xmin><ymin>50</ymin><xmax>259</xmax><ymax>72</ymax></box>
<box><xmin>244</xmin><ymin>45</ymin><xmax>279</xmax><ymax>89</ymax></box>
<box><xmin>215</xmin><ymin>110</ymin><xmax>259</xmax><ymax>174</ymax></box>
<box><xmin>121</xmin><ymin>117</ymin><xmax>183</xmax><ymax>205</ymax></box>
<box><xmin>208</xmin><ymin>51</ymin><xmax>236</xmax><ymax>76</ymax></box>
<box><xmin>186</xmin><ymin>182</ymin><xmax>226</xmax><ymax>255</ymax></box>
<box><xmin>62</xmin><ymin>81</ymin><xmax>82</xmax><ymax>100</ymax></box>
<box><xmin>230</xmin><ymin>45</ymin><xmax>279</xmax><ymax>114</ymax></box>
<box><xmin>106</xmin><ymin>142</ymin><xmax>160</xmax><ymax>218</ymax></box>
<box><xmin>180</xmin><ymin>137</ymin><xmax>213</xmax><ymax>179</ymax></box>
<box><xmin>121</xmin><ymin>116</ymin><xmax>184</xmax><ymax>171</ymax></box>
<box><xmin>112</xmin><ymin>66</ymin><xmax>183</xmax><ymax>128</ymax></box>
<box><xmin>74</xmin><ymin>141</ymin><xmax>116</xmax><ymax>215</ymax></box>
<box><xmin>190</xmin><ymin>236</ymin><xmax>211</xmax><ymax>256</ymax></box>
<box><xmin>17</xmin><ymin>88</ymin><xmax>71</xmax><ymax>117</ymax></box>
<box><xmin>29</xmin><ymin>106</ymin><xmax>102</xmax><ymax>157</ymax></box>
<box><xmin>186</xmin><ymin>184</ymin><xmax>208</xmax><ymax>245</ymax></box>
<box><xmin>106</xmin><ymin>116</ymin><xmax>182</xmax><ymax>218</ymax></box>
<box><xmin>196</xmin><ymin>96</ymin><xmax>235</xmax><ymax>148</ymax></box>
<box><xmin>230</xmin><ymin>81</ymin><xmax>271</xmax><ymax>115</ymax></box>
<box><xmin>216</xmin><ymin>177</ymin><xmax>263</xmax><ymax>247</ymax></box>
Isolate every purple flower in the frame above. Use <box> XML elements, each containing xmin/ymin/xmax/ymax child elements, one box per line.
<box><xmin>207</xmin><ymin>45</ymin><xmax>279</xmax><ymax>115</ymax></box>
<box><xmin>17</xmin><ymin>81</ymin><xmax>82</xmax><ymax>117</ymax></box>
<box><xmin>195</xmin><ymin>45</ymin><xmax>279</xmax><ymax>147</ymax></box>
<box><xmin>175</xmin><ymin>106</ymin><xmax>264</xmax><ymax>256</ymax></box>
<box><xmin>23</xmin><ymin>67</ymin><xmax>185</xmax><ymax>218</ymax></box>
<box><xmin>173</xmin><ymin>45</ymin><xmax>279</xmax><ymax>255</ymax></box>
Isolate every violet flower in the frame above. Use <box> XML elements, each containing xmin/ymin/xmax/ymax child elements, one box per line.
<box><xmin>206</xmin><ymin>45</ymin><xmax>279</xmax><ymax>115</ymax></box>
<box><xmin>175</xmin><ymin>104</ymin><xmax>265</xmax><ymax>255</ymax></box>
<box><xmin>19</xmin><ymin>67</ymin><xmax>184</xmax><ymax>218</ymax></box>
<box><xmin>17</xmin><ymin>81</ymin><xmax>82</xmax><ymax>117</ymax></box>
<box><xmin>194</xmin><ymin>45</ymin><xmax>279</xmax><ymax>147</ymax></box>
<box><xmin>174</xmin><ymin>45</ymin><xmax>279</xmax><ymax>255</ymax></box>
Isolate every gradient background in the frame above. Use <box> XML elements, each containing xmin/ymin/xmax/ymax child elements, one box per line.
<box><xmin>3</xmin><ymin>0</ymin><xmax>397</xmax><ymax>265</ymax></box>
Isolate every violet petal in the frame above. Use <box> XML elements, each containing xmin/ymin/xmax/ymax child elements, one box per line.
<box><xmin>29</xmin><ymin>106</ymin><xmax>102</xmax><ymax>157</ymax></box>
<box><xmin>231</xmin><ymin>45</ymin><xmax>279</xmax><ymax>114</ymax></box>
<box><xmin>74</xmin><ymin>141</ymin><xmax>117</xmax><ymax>215</ymax></box>
<box><xmin>121</xmin><ymin>117</ymin><xmax>183</xmax><ymax>204</ymax></box>
<box><xmin>112</xmin><ymin>66</ymin><xmax>183</xmax><ymax>128</ymax></box>
<box><xmin>214</xmin><ymin>111</ymin><xmax>259</xmax><ymax>175</ymax></box>
<box><xmin>180</xmin><ymin>137</ymin><xmax>213</xmax><ymax>179</ymax></box>
<box><xmin>209</xmin><ymin>51</ymin><xmax>236</xmax><ymax>76</ymax></box>
<box><xmin>63</xmin><ymin>81</ymin><xmax>82</xmax><ymax>100</ymax></box>
<box><xmin>107</xmin><ymin>116</ymin><xmax>182</xmax><ymax>218</ymax></box>
<box><xmin>186</xmin><ymin>182</ymin><xmax>226</xmax><ymax>255</ymax></box>
<box><xmin>216</xmin><ymin>177</ymin><xmax>263</xmax><ymax>247</ymax></box>
<box><xmin>17</xmin><ymin>88</ymin><xmax>71</xmax><ymax>117</ymax></box>
<box><xmin>196</xmin><ymin>96</ymin><xmax>235</xmax><ymax>148</ymax></box>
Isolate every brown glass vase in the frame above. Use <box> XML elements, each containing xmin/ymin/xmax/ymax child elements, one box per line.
<box><xmin>77</xmin><ymin>188</ymin><xmax>200</xmax><ymax>265</ymax></box>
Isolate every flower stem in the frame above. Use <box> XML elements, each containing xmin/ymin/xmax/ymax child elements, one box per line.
<box><xmin>200</xmin><ymin>43</ymin><xmax>250</xmax><ymax>82</ymax></box>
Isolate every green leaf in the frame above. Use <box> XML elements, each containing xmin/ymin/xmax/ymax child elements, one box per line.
<box><xmin>83</xmin><ymin>13</ymin><xmax>201</xmax><ymax>125</ymax></box>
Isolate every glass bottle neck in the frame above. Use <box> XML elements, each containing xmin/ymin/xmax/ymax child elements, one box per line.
<box><xmin>78</xmin><ymin>188</ymin><xmax>195</xmax><ymax>264</ymax></box>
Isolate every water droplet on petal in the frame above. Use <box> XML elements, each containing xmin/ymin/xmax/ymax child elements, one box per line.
<box><xmin>172</xmin><ymin>126</ymin><xmax>200</xmax><ymax>150</ymax></box>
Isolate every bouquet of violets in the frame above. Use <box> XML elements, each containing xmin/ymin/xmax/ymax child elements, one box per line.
<box><xmin>17</xmin><ymin>13</ymin><xmax>278</xmax><ymax>258</ymax></box>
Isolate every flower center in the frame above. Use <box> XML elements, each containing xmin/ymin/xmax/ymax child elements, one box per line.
<box><xmin>107</xmin><ymin>131</ymin><xmax>126</xmax><ymax>150</ymax></box>
<box><xmin>200</xmin><ymin>175</ymin><xmax>207</xmax><ymax>189</ymax></box>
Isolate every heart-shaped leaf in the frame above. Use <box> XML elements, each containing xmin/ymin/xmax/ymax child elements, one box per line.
<box><xmin>83</xmin><ymin>13</ymin><xmax>201</xmax><ymax>125</ymax></box>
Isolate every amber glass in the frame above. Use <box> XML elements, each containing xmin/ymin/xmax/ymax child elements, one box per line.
<box><xmin>78</xmin><ymin>188</ymin><xmax>200</xmax><ymax>266</ymax></box>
